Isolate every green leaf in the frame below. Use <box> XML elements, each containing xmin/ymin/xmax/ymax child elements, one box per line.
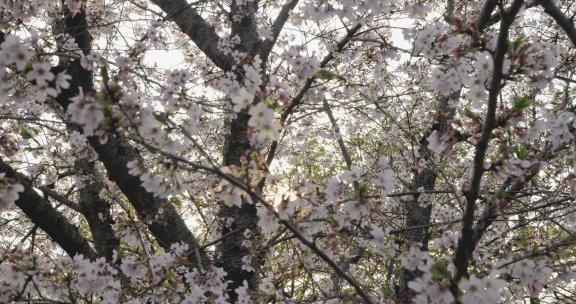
<box><xmin>508</xmin><ymin>37</ymin><xmax>524</xmax><ymax>52</ymax></box>
<box><xmin>170</xmin><ymin>196</ymin><xmax>182</xmax><ymax>208</ymax></box>
<box><xmin>462</xmin><ymin>107</ymin><xmax>476</xmax><ymax>119</ymax></box>
<box><xmin>19</xmin><ymin>126</ymin><xmax>33</xmax><ymax>139</ymax></box>
<box><xmin>357</xmin><ymin>182</ymin><xmax>368</xmax><ymax>197</ymax></box>
<box><xmin>100</xmin><ymin>64</ymin><xmax>109</xmax><ymax>84</ymax></box>
<box><xmin>512</xmin><ymin>37</ymin><xmax>524</xmax><ymax>50</ymax></box>
<box><xmin>430</xmin><ymin>262</ymin><xmax>450</xmax><ymax>280</ymax></box>
<box><xmin>516</xmin><ymin>146</ymin><xmax>529</xmax><ymax>159</ymax></box>
<box><xmin>103</xmin><ymin>105</ymin><xmax>114</xmax><ymax>117</ymax></box>
<box><xmin>76</xmin><ymin>159</ymin><xmax>88</xmax><ymax>170</ymax></box>
<box><xmin>312</xmin><ymin>69</ymin><xmax>344</xmax><ymax>81</ymax></box>
<box><xmin>511</xmin><ymin>96</ymin><xmax>533</xmax><ymax>112</ymax></box>
<box><xmin>24</xmin><ymin>147</ymin><xmax>43</xmax><ymax>151</ymax></box>
<box><xmin>496</xmin><ymin>189</ymin><xmax>507</xmax><ymax>199</ymax></box>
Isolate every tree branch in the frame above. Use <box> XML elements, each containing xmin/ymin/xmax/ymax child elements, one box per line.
<box><xmin>36</xmin><ymin>185</ymin><xmax>81</xmax><ymax>213</ymax></box>
<box><xmin>469</xmin><ymin>140</ymin><xmax>570</xmax><ymax>260</ymax></box>
<box><xmin>260</xmin><ymin>0</ymin><xmax>300</xmax><ymax>59</ymax></box>
<box><xmin>76</xmin><ymin>163</ymin><xmax>120</xmax><ymax>261</ymax></box>
<box><xmin>475</xmin><ymin>0</ymin><xmax>499</xmax><ymax>31</ymax></box>
<box><xmin>453</xmin><ymin>0</ymin><xmax>524</xmax><ymax>283</ymax></box>
<box><xmin>150</xmin><ymin>0</ymin><xmax>232</xmax><ymax>70</ymax></box>
<box><xmin>322</xmin><ymin>98</ymin><xmax>353</xmax><ymax>169</ymax></box>
<box><xmin>0</xmin><ymin>158</ymin><xmax>97</xmax><ymax>260</ymax></box>
<box><xmin>538</xmin><ymin>0</ymin><xmax>576</xmax><ymax>46</ymax></box>
<box><xmin>556</xmin><ymin>74</ymin><xmax>576</xmax><ymax>83</ymax></box>
<box><xmin>52</xmin><ymin>6</ymin><xmax>208</xmax><ymax>268</ymax></box>
<box><xmin>267</xmin><ymin>24</ymin><xmax>362</xmax><ymax>165</ymax></box>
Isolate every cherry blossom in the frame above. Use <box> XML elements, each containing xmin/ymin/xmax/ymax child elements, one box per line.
<box><xmin>54</xmin><ymin>71</ymin><xmax>72</xmax><ymax>94</ymax></box>
<box><xmin>26</xmin><ymin>61</ymin><xmax>54</xmax><ymax>86</ymax></box>
<box><xmin>400</xmin><ymin>243</ymin><xmax>427</xmax><ymax>272</ymax></box>
<box><xmin>459</xmin><ymin>274</ymin><xmax>506</xmax><ymax>304</ymax></box>
<box><xmin>231</xmin><ymin>87</ymin><xmax>254</xmax><ymax>112</ymax></box>
<box><xmin>1</xmin><ymin>0</ymin><xmax>576</xmax><ymax>303</ymax></box>
<box><xmin>67</xmin><ymin>88</ymin><xmax>105</xmax><ymax>137</ymax></box>
<box><xmin>0</xmin><ymin>35</ymin><xmax>31</xmax><ymax>70</ymax></box>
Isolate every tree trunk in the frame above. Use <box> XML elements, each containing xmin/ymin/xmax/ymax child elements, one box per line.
<box><xmin>216</xmin><ymin>111</ymin><xmax>261</xmax><ymax>300</ymax></box>
<box><xmin>396</xmin><ymin>91</ymin><xmax>457</xmax><ymax>303</ymax></box>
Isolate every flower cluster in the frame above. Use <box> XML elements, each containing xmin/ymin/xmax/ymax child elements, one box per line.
<box><xmin>67</xmin><ymin>131</ymin><xmax>98</xmax><ymax>161</ymax></box>
<box><xmin>0</xmin><ymin>35</ymin><xmax>31</xmax><ymax>71</ymax></box>
<box><xmin>0</xmin><ymin>247</ymin><xmax>34</xmax><ymax>302</ymax></box>
<box><xmin>184</xmin><ymin>266</ymin><xmax>229</xmax><ymax>303</ymax></box>
<box><xmin>248</xmin><ymin>102</ymin><xmax>282</xmax><ymax>142</ymax></box>
<box><xmin>508</xmin><ymin>259</ymin><xmax>553</xmax><ymax>297</ymax></box>
<box><xmin>427</xmin><ymin>130</ymin><xmax>451</xmax><ymax>156</ymax></box>
<box><xmin>126</xmin><ymin>159</ymin><xmax>186</xmax><ymax>198</ymax></box>
<box><xmin>67</xmin><ymin>88</ymin><xmax>106</xmax><ymax>138</ymax></box>
<box><xmin>71</xmin><ymin>255</ymin><xmax>120</xmax><ymax>303</ymax></box>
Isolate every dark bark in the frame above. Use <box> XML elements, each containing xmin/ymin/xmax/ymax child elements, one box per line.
<box><xmin>214</xmin><ymin>196</ymin><xmax>259</xmax><ymax>300</ymax></box>
<box><xmin>395</xmin><ymin>0</ymin><xmax>522</xmax><ymax>300</ymax></box>
<box><xmin>77</xmin><ymin>163</ymin><xmax>119</xmax><ymax>261</ymax></box>
<box><xmin>0</xmin><ymin>158</ymin><xmax>97</xmax><ymax>260</ymax></box>
<box><xmin>230</xmin><ymin>0</ymin><xmax>261</xmax><ymax>55</ymax></box>
<box><xmin>539</xmin><ymin>0</ymin><xmax>576</xmax><ymax>46</ymax></box>
<box><xmin>217</xmin><ymin>2</ymin><xmax>263</xmax><ymax>296</ymax></box>
<box><xmin>88</xmin><ymin>135</ymin><xmax>208</xmax><ymax>268</ymax></box>
<box><xmin>150</xmin><ymin>0</ymin><xmax>232</xmax><ymax>71</ymax></box>
<box><xmin>52</xmin><ymin>7</ymin><xmax>208</xmax><ymax>268</ymax></box>
<box><xmin>151</xmin><ymin>0</ymin><xmax>267</xmax><ymax>296</ymax></box>
<box><xmin>260</xmin><ymin>0</ymin><xmax>300</xmax><ymax>61</ymax></box>
<box><xmin>396</xmin><ymin>91</ymin><xmax>457</xmax><ymax>303</ymax></box>
<box><xmin>453</xmin><ymin>0</ymin><xmax>524</xmax><ymax>284</ymax></box>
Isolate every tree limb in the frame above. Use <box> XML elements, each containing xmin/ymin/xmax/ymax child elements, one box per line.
<box><xmin>260</xmin><ymin>0</ymin><xmax>300</xmax><ymax>59</ymax></box>
<box><xmin>453</xmin><ymin>0</ymin><xmax>525</xmax><ymax>283</ymax></box>
<box><xmin>322</xmin><ymin>98</ymin><xmax>353</xmax><ymax>169</ymax></box>
<box><xmin>150</xmin><ymin>0</ymin><xmax>232</xmax><ymax>70</ymax></box>
<box><xmin>0</xmin><ymin>158</ymin><xmax>97</xmax><ymax>260</ymax></box>
<box><xmin>52</xmin><ymin>6</ymin><xmax>208</xmax><ymax>268</ymax></box>
<box><xmin>538</xmin><ymin>0</ymin><xmax>576</xmax><ymax>46</ymax></box>
<box><xmin>267</xmin><ymin>24</ymin><xmax>362</xmax><ymax>165</ymax></box>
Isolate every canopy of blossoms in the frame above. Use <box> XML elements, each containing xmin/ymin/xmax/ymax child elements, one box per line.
<box><xmin>1</xmin><ymin>0</ymin><xmax>576</xmax><ymax>303</ymax></box>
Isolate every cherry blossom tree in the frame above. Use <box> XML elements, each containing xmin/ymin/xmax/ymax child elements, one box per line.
<box><xmin>1</xmin><ymin>0</ymin><xmax>576</xmax><ymax>303</ymax></box>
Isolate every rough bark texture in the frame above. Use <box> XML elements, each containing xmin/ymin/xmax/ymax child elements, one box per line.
<box><xmin>88</xmin><ymin>135</ymin><xmax>208</xmax><ymax>267</ymax></box>
<box><xmin>216</xmin><ymin>1</ymin><xmax>264</xmax><ymax>298</ymax></box>
<box><xmin>396</xmin><ymin>91</ymin><xmax>457</xmax><ymax>303</ymax></box>
<box><xmin>52</xmin><ymin>7</ymin><xmax>208</xmax><ymax>268</ymax></box>
<box><xmin>0</xmin><ymin>158</ymin><xmax>97</xmax><ymax>260</ymax></box>
<box><xmin>453</xmin><ymin>0</ymin><xmax>524</xmax><ymax>283</ymax></box>
<box><xmin>150</xmin><ymin>0</ymin><xmax>232</xmax><ymax>70</ymax></box>
<box><xmin>77</xmin><ymin>163</ymin><xmax>119</xmax><ymax>261</ymax></box>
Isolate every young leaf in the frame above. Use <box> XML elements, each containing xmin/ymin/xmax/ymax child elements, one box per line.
<box><xmin>312</xmin><ymin>69</ymin><xmax>344</xmax><ymax>81</ymax></box>
<box><xmin>19</xmin><ymin>126</ymin><xmax>33</xmax><ymax>139</ymax></box>
<box><xmin>511</xmin><ymin>96</ymin><xmax>533</xmax><ymax>112</ymax></box>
